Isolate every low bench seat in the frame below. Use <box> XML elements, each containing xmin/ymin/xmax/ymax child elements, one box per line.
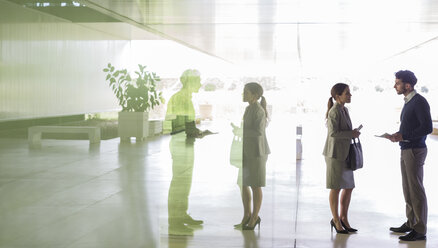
<box><xmin>28</xmin><ymin>126</ymin><xmax>101</xmax><ymax>146</ymax></box>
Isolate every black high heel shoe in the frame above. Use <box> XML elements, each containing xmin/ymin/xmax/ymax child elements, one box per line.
<box><xmin>340</xmin><ymin>220</ymin><xmax>358</xmax><ymax>232</ymax></box>
<box><xmin>330</xmin><ymin>219</ymin><xmax>348</xmax><ymax>234</ymax></box>
<box><xmin>234</xmin><ymin>217</ymin><xmax>250</xmax><ymax>229</ymax></box>
<box><xmin>242</xmin><ymin>217</ymin><xmax>261</xmax><ymax>230</ymax></box>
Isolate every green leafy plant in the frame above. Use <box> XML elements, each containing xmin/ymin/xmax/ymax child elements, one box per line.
<box><xmin>421</xmin><ymin>86</ymin><xmax>429</xmax><ymax>94</ymax></box>
<box><xmin>103</xmin><ymin>63</ymin><xmax>165</xmax><ymax>112</ymax></box>
<box><xmin>374</xmin><ymin>85</ymin><xmax>384</xmax><ymax>92</ymax></box>
<box><xmin>203</xmin><ymin>83</ymin><xmax>217</xmax><ymax>91</ymax></box>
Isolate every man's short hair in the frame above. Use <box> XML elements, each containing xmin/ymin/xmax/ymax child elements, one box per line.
<box><xmin>395</xmin><ymin>70</ymin><xmax>417</xmax><ymax>86</ymax></box>
<box><xmin>180</xmin><ymin>69</ymin><xmax>200</xmax><ymax>86</ymax></box>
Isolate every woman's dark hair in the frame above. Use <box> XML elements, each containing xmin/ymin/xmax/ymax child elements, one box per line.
<box><xmin>395</xmin><ymin>70</ymin><xmax>417</xmax><ymax>87</ymax></box>
<box><xmin>245</xmin><ymin>82</ymin><xmax>268</xmax><ymax>118</ymax></box>
<box><xmin>326</xmin><ymin>83</ymin><xmax>349</xmax><ymax>119</ymax></box>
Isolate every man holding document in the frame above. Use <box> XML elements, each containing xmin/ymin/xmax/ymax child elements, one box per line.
<box><xmin>385</xmin><ymin>70</ymin><xmax>432</xmax><ymax>241</ymax></box>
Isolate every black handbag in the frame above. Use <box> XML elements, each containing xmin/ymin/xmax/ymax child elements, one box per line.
<box><xmin>347</xmin><ymin>138</ymin><xmax>363</xmax><ymax>170</ymax></box>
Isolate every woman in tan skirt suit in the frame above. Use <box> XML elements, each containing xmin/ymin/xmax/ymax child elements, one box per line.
<box><xmin>236</xmin><ymin>82</ymin><xmax>270</xmax><ymax>231</ymax></box>
<box><xmin>323</xmin><ymin>83</ymin><xmax>361</xmax><ymax>234</ymax></box>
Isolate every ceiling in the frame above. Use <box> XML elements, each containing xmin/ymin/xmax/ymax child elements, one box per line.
<box><xmin>12</xmin><ymin>0</ymin><xmax>438</xmax><ymax>73</ymax></box>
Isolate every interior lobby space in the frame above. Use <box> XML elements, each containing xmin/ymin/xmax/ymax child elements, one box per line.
<box><xmin>2</xmin><ymin>0</ymin><xmax>438</xmax><ymax>248</ymax></box>
<box><xmin>1</xmin><ymin>117</ymin><xmax>438</xmax><ymax>248</ymax></box>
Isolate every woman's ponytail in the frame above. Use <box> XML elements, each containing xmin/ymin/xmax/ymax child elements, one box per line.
<box><xmin>326</xmin><ymin>97</ymin><xmax>333</xmax><ymax>119</ymax></box>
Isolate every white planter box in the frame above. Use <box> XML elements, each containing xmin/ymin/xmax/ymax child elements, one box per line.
<box><xmin>148</xmin><ymin>120</ymin><xmax>163</xmax><ymax>136</ymax></box>
<box><xmin>118</xmin><ymin>112</ymin><xmax>149</xmax><ymax>141</ymax></box>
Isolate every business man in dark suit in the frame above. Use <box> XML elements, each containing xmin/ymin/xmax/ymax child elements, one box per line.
<box><xmin>387</xmin><ymin>70</ymin><xmax>432</xmax><ymax>241</ymax></box>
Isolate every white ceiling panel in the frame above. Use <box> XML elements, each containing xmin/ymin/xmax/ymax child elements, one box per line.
<box><xmin>19</xmin><ymin>0</ymin><xmax>438</xmax><ymax>70</ymax></box>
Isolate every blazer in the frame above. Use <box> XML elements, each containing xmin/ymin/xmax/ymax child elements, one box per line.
<box><xmin>322</xmin><ymin>102</ymin><xmax>353</xmax><ymax>160</ymax></box>
<box><xmin>243</xmin><ymin>102</ymin><xmax>270</xmax><ymax>157</ymax></box>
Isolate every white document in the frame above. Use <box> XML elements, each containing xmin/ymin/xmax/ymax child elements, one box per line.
<box><xmin>374</xmin><ymin>133</ymin><xmax>390</xmax><ymax>138</ymax></box>
<box><xmin>375</xmin><ymin>133</ymin><xmax>409</xmax><ymax>142</ymax></box>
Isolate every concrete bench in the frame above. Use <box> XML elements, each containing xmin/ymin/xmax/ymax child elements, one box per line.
<box><xmin>28</xmin><ymin>126</ymin><xmax>101</xmax><ymax>146</ymax></box>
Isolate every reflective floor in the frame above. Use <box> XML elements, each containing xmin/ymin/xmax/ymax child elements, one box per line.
<box><xmin>0</xmin><ymin>117</ymin><xmax>437</xmax><ymax>248</ymax></box>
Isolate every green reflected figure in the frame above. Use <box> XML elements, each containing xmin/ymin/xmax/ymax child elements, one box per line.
<box><xmin>166</xmin><ymin>69</ymin><xmax>208</xmax><ymax>236</ymax></box>
<box><xmin>165</xmin><ymin>69</ymin><xmax>201</xmax><ymax>135</ymax></box>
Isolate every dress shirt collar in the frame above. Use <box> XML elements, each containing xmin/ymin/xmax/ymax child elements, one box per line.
<box><xmin>404</xmin><ymin>90</ymin><xmax>417</xmax><ymax>104</ymax></box>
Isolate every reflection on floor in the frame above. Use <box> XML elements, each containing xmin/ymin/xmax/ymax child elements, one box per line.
<box><xmin>0</xmin><ymin>117</ymin><xmax>437</xmax><ymax>248</ymax></box>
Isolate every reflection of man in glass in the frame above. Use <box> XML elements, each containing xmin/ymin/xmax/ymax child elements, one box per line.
<box><xmin>166</xmin><ymin>69</ymin><xmax>207</xmax><ymax>236</ymax></box>
<box><xmin>166</xmin><ymin>69</ymin><xmax>200</xmax><ymax>135</ymax></box>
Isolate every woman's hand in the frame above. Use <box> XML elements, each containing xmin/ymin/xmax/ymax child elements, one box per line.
<box><xmin>352</xmin><ymin>129</ymin><xmax>361</xmax><ymax>138</ymax></box>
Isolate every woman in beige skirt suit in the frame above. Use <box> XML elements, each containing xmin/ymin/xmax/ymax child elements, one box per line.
<box><xmin>323</xmin><ymin>83</ymin><xmax>361</xmax><ymax>234</ymax></box>
<box><xmin>235</xmin><ymin>82</ymin><xmax>270</xmax><ymax>231</ymax></box>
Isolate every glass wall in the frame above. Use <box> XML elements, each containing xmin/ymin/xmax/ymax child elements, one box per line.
<box><xmin>0</xmin><ymin>0</ymin><xmax>130</xmax><ymax>121</ymax></box>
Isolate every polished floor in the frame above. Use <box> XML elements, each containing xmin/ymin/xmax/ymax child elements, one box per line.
<box><xmin>0</xmin><ymin>116</ymin><xmax>437</xmax><ymax>248</ymax></box>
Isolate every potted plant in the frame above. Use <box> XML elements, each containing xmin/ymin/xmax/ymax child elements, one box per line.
<box><xmin>103</xmin><ymin>63</ymin><xmax>165</xmax><ymax>141</ymax></box>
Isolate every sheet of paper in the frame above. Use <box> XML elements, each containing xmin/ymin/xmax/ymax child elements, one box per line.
<box><xmin>374</xmin><ymin>133</ymin><xmax>409</xmax><ymax>142</ymax></box>
<box><xmin>374</xmin><ymin>133</ymin><xmax>390</xmax><ymax>138</ymax></box>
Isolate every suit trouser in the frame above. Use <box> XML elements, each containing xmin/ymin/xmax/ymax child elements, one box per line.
<box><xmin>168</xmin><ymin>134</ymin><xmax>195</xmax><ymax>224</ymax></box>
<box><xmin>400</xmin><ymin>148</ymin><xmax>428</xmax><ymax>234</ymax></box>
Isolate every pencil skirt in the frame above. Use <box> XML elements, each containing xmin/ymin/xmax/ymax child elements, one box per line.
<box><xmin>325</xmin><ymin>156</ymin><xmax>355</xmax><ymax>189</ymax></box>
<box><xmin>242</xmin><ymin>155</ymin><xmax>268</xmax><ymax>187</ymax></box>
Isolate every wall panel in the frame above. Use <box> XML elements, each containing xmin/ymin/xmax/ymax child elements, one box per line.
<box><xmin>0</xmin><ymin>0</ymin><xmax>132</xmax><ymax>121</ymax></box>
